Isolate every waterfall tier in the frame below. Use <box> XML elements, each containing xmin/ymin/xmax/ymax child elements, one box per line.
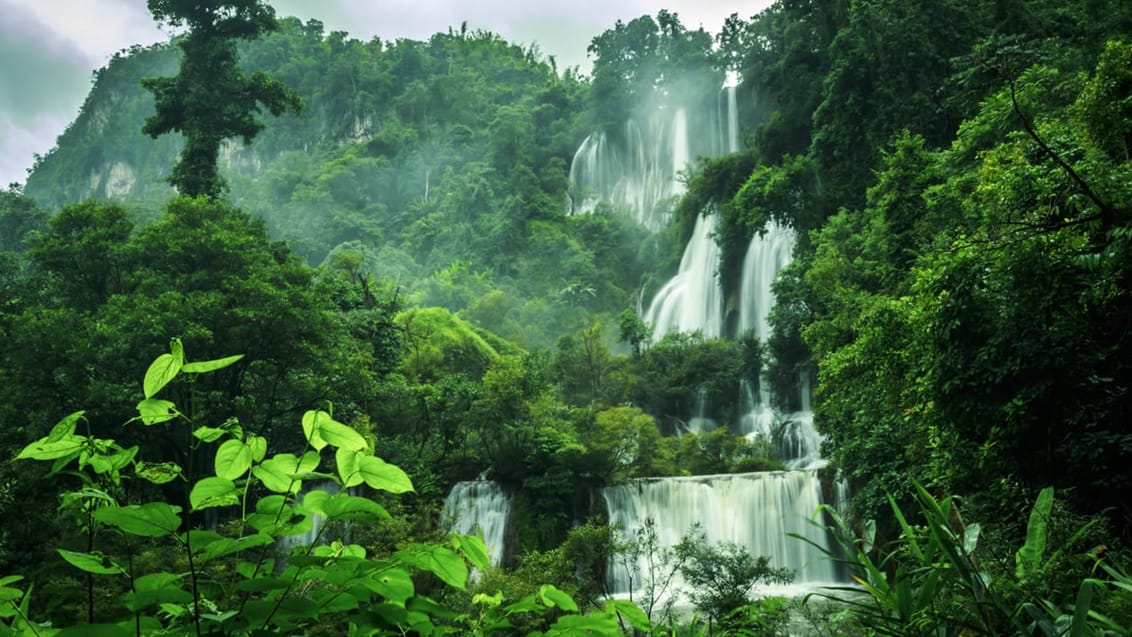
<box><xmin>644</xmin><ymin>212</ymin><xmax>724</xmax><ymax>341</ymax></box>
<box><xmin>603</xmin><ymin>471</ymin><xmax>839</xmax><ymax>595</ymax></box>
<box><xmin>568</xmin><ymin>87</ymin><xmax>740</xmax><ymax>231</ymax></box>
<box><xmin>441</xmin><ymin>480</ymin><xmax>512</xmax><ymax>567</ymax></box>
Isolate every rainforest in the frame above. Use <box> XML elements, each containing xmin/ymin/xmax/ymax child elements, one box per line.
<box><xmin>1</xmin><ymin>0</ymin><xmax>1131</xmax><ymax>634</ymax></box>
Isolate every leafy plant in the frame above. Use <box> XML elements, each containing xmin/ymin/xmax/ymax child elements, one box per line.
<box><xmin>2</xmin><ymin>339</ymin><xmax>645</xmax><ymax>636</ymax></box>
<box><xmin>797</xmin><ymin>483</ymin><xmax>1130</xmax><ymax>636</ymax></box>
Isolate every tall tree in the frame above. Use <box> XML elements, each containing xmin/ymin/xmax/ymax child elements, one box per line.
<box><xmin>142</xmin><ymin>0</ymin><xmax>301</xmax><ymax>197</ymax></box>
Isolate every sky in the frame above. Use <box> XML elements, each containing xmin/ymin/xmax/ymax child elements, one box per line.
<box><xmin>0</xmin><ymin>0</ymin><xmax>773</xmax><ymax>189</ymax></box>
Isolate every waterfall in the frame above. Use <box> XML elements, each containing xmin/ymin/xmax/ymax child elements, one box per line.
<box><xmin>563</xmin><ymin>83</ymin><xmax>843</xmax><ymax>601</ymax></box>
<box><xmin>718</xmin><ymin>85</ymin><xmax>740</xmax><ymax>155</ymax></box>
<box><xmin>737</xmin><ymin>221</ymin><xmax>796</xmax><ymax>341</ymax></box>
<box><xmin>603</xmin><ymin>471</ymin><xmax>839</xmax><ymax>595</ymax></box>
<box><xmin>568</xmin><ymin>91</ymin><xmax>736</xmax><ymax>231</ymax></box>
<box><xmin>727</xmin><ymin>87</ymin><xmax>740</xmax><ymax>154</ymax></box>
<box><xmin>738</xmin><ymin>379</ymin><xmax>775</xmax><ymax>439</ymax></box>
<box><xmin>441</xmin><ymin>481</ymin><xmax>511</xmax><ymax>567</ymax></box>
<box><xmin>686</xmin><ymin>385</ymin><xmax>716</xmax><ymax>434</ymax></box>
<box><xmin>643</xmin><ymin>212</ymin><xmax>724</xmax><ymax>341</ymax></box>
<box><xmin>779</xmin><ymin>411</ymin><xmax>825</xmax><ymax>470</ymax></box>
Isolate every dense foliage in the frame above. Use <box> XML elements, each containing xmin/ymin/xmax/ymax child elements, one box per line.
<box><xmin>4</xmin><ymin>0</ymin><xmax>1132</xmax><ymax>633</ymax></box>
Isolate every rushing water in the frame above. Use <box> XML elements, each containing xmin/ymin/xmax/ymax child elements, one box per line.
<box><xmin>644</xmin><ymin>212</ymin><xmax>724</xmax><ymax>341</ymax></box>
<box><xmin>441</xmin><ymin>480</ymin><xmax>512</xmax><ymax>567</ymax></box>
<box><xmin>603</xmin><ymin>471</ymin><xmax>838</xmax><ymax>594</ymax></box>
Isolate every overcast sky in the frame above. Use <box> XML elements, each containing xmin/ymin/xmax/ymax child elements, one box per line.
<box><xmin>0</xmin><ymin>0</ymin><xmax>772</xmax><ymax>189</ymax></box>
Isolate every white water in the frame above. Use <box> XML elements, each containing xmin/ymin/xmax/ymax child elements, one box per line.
<box><xmin>603</xmin><ymin>471</ymin><xmax>838</xmax><ymax>594</ymax></box>
<box><xmin>441</xmin><ymin>481</ymin><xmax>511</xmax><ymax>567</ymax></box>
<box><xmin>566</xmin><ymin>83</ymin><xmax>842</xmax><ymax>602</ymax></box>
<box><xmin>737</xmin><ymin>221</ymin><xmax>796</xmax><ymax>341</ymax></box>
<box><xmin>568</xmin><ymin>89</ymin><xmax>739</xmax><ymax>231</ymax></box>
<box><xmin>644</xmin><ymin>212</ymin><xmax>724</xmax><ymax>341</ymax></box>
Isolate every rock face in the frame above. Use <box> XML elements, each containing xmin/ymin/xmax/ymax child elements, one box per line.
<box><xmin>104</xmin><ymin>162</ymin><xmax>137</xmax><ymax>199</ymax></box>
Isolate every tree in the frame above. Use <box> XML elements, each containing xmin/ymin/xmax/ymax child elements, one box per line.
<box><xmin>0</xmin><ymin>187</ymin><xmax>47</xmax><ymax>253</ymax></box>
<box><xmin>675</xmin><ymin>528</ymin><xmax>793</xmax><ymax>625</ymax></box>
<box><xmin>142</xmin><ymin>0</ymin><xmax>301</xmax><ymax>197</ymax></box>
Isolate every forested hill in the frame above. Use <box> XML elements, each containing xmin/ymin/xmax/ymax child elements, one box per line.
<box><xmin>4</xmin><ymin>0</ymin><xmax>1132</xmax><ymax>631</ymax></box>
<box><xmin>23</xmin><ymin>18</ymin><xmax>651</xmax><ymax>348</ymax></box>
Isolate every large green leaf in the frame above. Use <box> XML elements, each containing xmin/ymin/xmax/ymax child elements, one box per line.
<box><xmin>301</xmin><ymin>410</ymin><xmax>329</xmax><ymax>451</ymax></box>
<box><xmin>181</xmin><ymin>353</ymin><xmax>244</xmax><ymax>374</ymax></box>
<box><xmin>16</xmin><ymin>435</ymin><xmax>85</xmax><ymax>461</ymax></box>
<box><xmin>538</xmin><ymin>584</ymin><xmax>578</xmax><ymax>612</ymax></box>
<box><xmin>57</xmin><ymin>550</ymin><xmax>126</xmax><ymax>575</ymax></box>
<box><xmin>143</xmin><ymin>340</ymin><xmax>184</xmax><ymax>398</ymax></box>
<box><xmin>335</xmin><ymin>448</ymin><xmax>365</xmax><ymax>488</ymax></box>
<box><xmin>214</xmin><ymin>439</ymin><xmax>253</xmax><ymax>480</ymax></box>
<box><xmin>122</xmin><ymin>572</ymin><xmax>191</xmax><ymax>612</ymax></box>
<box><xmin>193</xmin><ymin>426</ymin><xmax>227</xmax><ymax>443</ymax></box>
<box><xmin>1016</xmin><ymin>486</ymin><xmax>1054</xmax><ymax>580</ymax></box>
<box><xmin>450</xmin><ymin>534</ymin><xmax>490</xmax><ymax>572</ymax></box>
<box><xmin>190</xmin><ymin>477</ymin><xmax>239</xmax><ymax>510</ymax></box>
<box><xmin>46</xmin><ymin>411</ymin><xmax>85</xmax><ymax>442</ymax></box>
<box><xmin>196</xmin><ymin>533</ymin><xmax>275</xmax><ymax>562</ymax></box>
<box><xmin>135</xmin><ymin>461</ymin><xmax>183</xmax><ymax>485</ymax></box>
<box><xmin>136</xmin><ymin>398</ymin><xmax>179</xmax><ymax>425</ymax></box>
<box><xmin>322</xmin><ymin>493</ymin><xmax>390</xmax><ymax>523</ymax></box>
<box><xmin>301</xmin><ymin>410</ymin><xmax>368</xmax><ymax>452</ymax></box>
<box><xmin>359</xmin><ymin>455</ymin><xmax>413</xmax><ymax>493</ymax></box>
<box><xmin>396</xmin><ymin>544</ymin><xmax>468</xmax><ymax>590</ymax></box>
<box><xmin>606</xmin><ymin>599</ymin><xmax>650</xmax><ymax>631</ymax></box>
<box><xmin>253</xmin><ymin>452</ymin><xmax>320</xmax><ymax>493</ymax></box>
<box><xmin>94</xmin><ymin>503</ymin><xmax>182</xmax><ymax>537</ymax></box>
<box><xmin>363</xmin><ymin>566</ymin><xmax>415</xmax><ymax>604</ymax></box>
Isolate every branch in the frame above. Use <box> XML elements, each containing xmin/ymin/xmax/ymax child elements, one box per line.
<box><xmin>1008</xmin><ymin>78</ymin><xmax>1114</xmax><ymax>228</ymax></box>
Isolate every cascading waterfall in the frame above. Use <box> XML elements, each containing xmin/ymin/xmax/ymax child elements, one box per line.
<box><xmin>734</xmin><ymin>220</ymin><xmax>818</xmax><ymax>465</ymax></box>
<box><xmin>568</xmin><ymin>89</ymin><xmax>737</xmax><ymax>231</ymax></box>
<box><xmin>567</xmin><ymin>82</ymin><xmax>842</xmax><ymax>600</ymax></box>
<box><xmin>603</xmin><ymin>471</ymin><xmax>839</xmax><ymax>595</ymax></box>
<box><xmin>737</xmin><ymin>222</ymin><xmax>796</xmax><ymax>341</ymax></box>
<box><xmin>441</xmin><ymin>481</ymin><xmax>512</xmax><ymax>567</ymax></box>
<box><xmin>643</xmin><ymin>212</ymin><xmax>724</xmax><ymax>341</ymax></box>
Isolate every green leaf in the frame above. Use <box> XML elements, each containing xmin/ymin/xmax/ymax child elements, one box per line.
<box><xmin>94</xmin><ymin>503</ymin><xmax>182</xmax><ymax>537</ymax></box>
<box><xmin>181</xmin><ymin>353</ymin><xmax>244</xmax><ymax>374</ymax></box>
<box><xmin>253</xmin><ymin>452</ymin><xmax>320</xmax><ymax>494</ymax></box>
<box><xmin>197</xmin><ymin>533</ymin><xmax>275</xmax><ymax>563</ymax></box>
<box><xmin>606</xmin><ymin>598</ymin><xmax>650</xmax><ymax>631</ymax></box>
<box><xmin>135</xmin><ymin>461</ymin><xmax>182</xmax><ymax>485</ymax></box>
<box><xmin>193</xmin><ymin>426</ymin><xmax>227</xmax><ymax>443</ymax></box>
<box><xmin>190</xmin><ymin>477</ymin><xmax>239</xmax><ymax>510</ymax></box>
<box><xmin>214</xmin><ymin>439</ymin><xmax>253</xmax><ymax>480</ymax></box>
<box><xmin>122</xmin><ymin>573</ymin><xmax>191</xmax><ymax>612</ymax></box>
<box><xmin>247</xmin><ymin>435</ymin><xmax>267</xmax><ymax>462</ymax></box>
<box><xmin>16</xmin><ymin>435</ymin><xmax>85</xmax><ymax>461</ymax></box>
<box><xmin>46</xmin><ymin>411</ymin><xmax>84</xmax><ymax>442</ymax></box>
<box><xmin>1016</xmin><ymin>486</ymin><xmax>1054</xmax><ymax>580</ymax></box>
<box><xmin>137</xmin><ymin>398</ymin><xmax>179</xmax><ymax>425</ymax></box>
<box><xmin>451</xmin><ymin>534</ymin><xmax>490</xmax><ymax>572</ymax></box>
<box><xmin>322</xmin><ymin>493</ymin><xmax>390</xmax><ymax>523</ymax></box>
<box><xmin>301</xmin><ymin>410</ymin><xmax>328</xmax><ymax>451</ymax></box>
<box><xmin>143</xmin><ymin>343</ymin><xmax>183</xmax><ymax>399</ymax></box>
<box><xmin>397</xmin><ymin>544</ymin><xmax>468</xmax><ymax>590</ymax></box>
<box><xmin>538</xmin><ymin>584</ymin><xmax>578</xmax><ymax>612</ymax></box>
<box><xmin>57</xmin><ymin>550</ymin><xmax>126</xmax><ymax>575</ymax></box>
<box><xmin>359</xmin><ymin>455</ymin><xmax>414</xmax><ymax>494</ymax></box>
<box><xmin>335</xmin><ymin>448</ymin><xmax>365</xmax><ymax>488</ymax></box>
<box><xmin>316</xmin><ymin>414</ymin><xmax>368</xmax><ymax>451</ymax></box>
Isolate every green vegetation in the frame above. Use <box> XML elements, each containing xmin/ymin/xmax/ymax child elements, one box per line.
<box><xmin>4</xmin><ymin>0</ymin><xmax>1132</xmax><ymax>633</ymax></box>
<box><xmin>142</xmin><ymin>0</ymin><xmax>302</xmax><ymax>197</ymax></box>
